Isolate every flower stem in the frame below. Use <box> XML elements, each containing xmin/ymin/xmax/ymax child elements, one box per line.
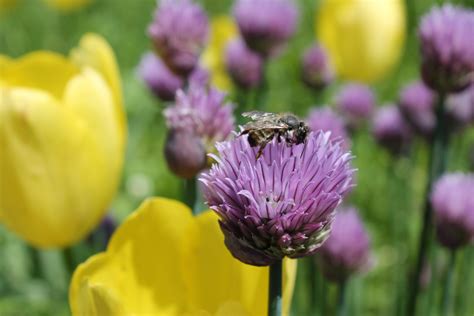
<box><xmin>337</xmin><ymin>281</ymin><xmax>347</xmax><ymax>316</ymax></box>
<box><xmin>268</xmin><ymin>260</ymin><xmax>283</xmax><ymax>316</ymax></box>
<box><xmin>184</xmin><ymin>177</ymin><xmax>197</xmax><ymax>213</ymax></box>
<box><xmin>441</xmin><ymin>250</ymin><xmax>457</xmax><ymax>316</ymax></box>
<box><xmin>407</xmin><ymin>92</ymin><xmax>449</xmax><ymax>316</ymax></box>
<box><xmin>63</xmin><ymin>247</ymin><xmax>76</xmax><ymax>277</ymax></box>
<box><xmin>27</xmin><ymin>245</ymin><xmax>42</xmax><ymax>279</ymax></box>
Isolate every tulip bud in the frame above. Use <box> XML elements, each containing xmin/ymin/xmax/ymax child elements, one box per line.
<box><xmin>164</xmin><ymin>129</ymin><xmax>207</xmax><ymax>179</ymax></box>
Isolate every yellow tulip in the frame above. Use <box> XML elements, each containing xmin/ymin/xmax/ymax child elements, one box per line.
<box><xmin>201</xmin><ymin>15</ymin><xmax>238</xmax><ymax>92</ymax></box>
<box><xmin>42</xmin><ymin>0</ymin><xmax>92</xmax><ymax>12</ymax></box>
<box><xmin>70</xmin><ymin>198</ymin><xmax>297</xmax><ymax>316</ymax></box>
<box><xmin>0</xmin><ymin>33</ymin><xmax>126</xmax><ymax>248</ymax></box>
<box><xmin>317</xmin><ymin>0</ymin><xmax>406</xmax><ymax>82</ymax></box>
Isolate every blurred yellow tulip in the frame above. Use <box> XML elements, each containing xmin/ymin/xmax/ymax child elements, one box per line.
<box><xmin>0</xmin><ymin>33</ymin><xmax>126</xmax><ymax>248</ymax></box>
<box><xmin>70</xmin><ymin>198</ymin><xmax>297</xmax><ymax>316</ymax></box>
<box><xmin>201</xmin><ymin>15</ymin><xmax>238</xmax><ymax>91</ymax></box>
<box><xmin>317</xmin><ymin>0</ymin><xmax>406</xmax><ymax>82</ymax></box>
<box><xmin>42</xmin><ymin>0</ymin><xmax>92</xmax><ymax>12</ymax></box>
<box><xmin>0</xmin><ymin>0</ymin><xmax>17</xmax><ymax>12</ymax></box>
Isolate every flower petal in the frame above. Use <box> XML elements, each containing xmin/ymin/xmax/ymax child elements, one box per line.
<box><xmin>69</xmin><ymin>198</ymin><xmax>193</xmax><ymax>315</ymax></box>
<box><xmin>0</xmin><ymin>52</ymin><xmax>79</xmax><ymax>99</ymax></box>
<box><xmin>70</xmin><ymin>34</ymin><xmax>125</xmax><ymax>132</ymax></box>
<box><xmin>0</xmin><ymin>87</ymin><xmax>112</xmax><ymax>247</ymax></box>
<box><xmin>181</xmin><ymin>211</ymin><xmax>296</xmax><ymax>316</ymax></box>
<box><xmin>63</xmin><ymin>67</ymin><xmax>125</xmax><ymax>166</ymax></box>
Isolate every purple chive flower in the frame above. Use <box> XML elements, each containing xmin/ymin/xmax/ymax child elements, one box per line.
<box><xmin>307</xmin><ymin>107</ymin><xmax>350</xmax><ymax>148</ymax></box>
<box><xmin>164</xmin><ymin>86</ymin><xmax>235</xmax><ymax>146</ymax></box>
<box><xmin>336</xmin><ymin>84</ymin><xmax>376</xmax><ymax>127</ymax></box>
<box><xmin>301</xmin><ymin>44</ymin><xmax>335</xmax><ymax>90</ymax></box>
<box><xmin>317</xmin><ymin>207</ymin><xmax>372</xmax><ymax>282</ymax></box>
<box><xmin>188</xmin><ymin>66</ymin><xmax>210</xmax><ymax>88</ymax></box>
<box><xmin>419</xmin><ymin>5</ymin><xmax>474</xmax><ymax>92</ymax></box>
<box><xmin>200</xmin><ymin>131</ymin><xmax>355</xmax><ymax>266</ymax></box>
<box><xmin>138</xmin><ymin>52</ymin><xmax>184</xmax><ymax>102</ymax></box>
<box><xmin>431</xmin><ymin>173</ymin><xmax>474</xmax><ymax>249</ymax></box>
<box><xmin>88</xmin><ymin>215</ymin><xmax>117</xmax><ymax>250</ymax></box>
<box><xmin>233</xmin><ymin>0</ymin><xmax>298</xmax><ymax>57</ymax></box>
<box><xmin>164</xmin><ymin>129</ymin><xmax>207</xmax><ymax>179</ymax></box>
<box><xmin>225</xmin><ymin>39</ymin><xmax>263</xmax><ymax>89</ymax></box>
<box><xmin>164</xmin><ymin>86</ymin><xmax>235</xmax><ymax>178</ymax></box>
<box><xmin>148</xmin><ymin>0</ymin><xmax>209</xmax><ymax>76</ymax></box>
<box><xmin>398</xmin><ymin>80</ymin><xmax>436</xmax><ymax>137</ymax></box>
<box><xmin>446</xmin><ymin>84</ymin><xmax>474</xmax><ymax>129</ymax></box>
<box><xmin>372</xmin><ymin>105</ymin><xmax>412</xmax><ymax>155</ymax></box>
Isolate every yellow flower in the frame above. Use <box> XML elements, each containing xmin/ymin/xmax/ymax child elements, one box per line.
<box><xmin>201</xmin><ymin>15</ymin><xmax>238</xmax><ymax>91</ymax></box>
<box><xmin>70</xmin><ymin>198</ymin><xmax>297</xmax><ymax>316</ymax></box>
<box><xmin>42</xmin><ymin>0</ymin><xmax>92</xmax><ymax>12</ymax></box>
<box><xmin>0</xmin><ymin>33</ymin><xmax>126</xmax><ymax>248</ymax></box>
<box><xmin>317</xmin><ymin>0</ymin><xmax>406</xmax><ymax>82</ymax></box>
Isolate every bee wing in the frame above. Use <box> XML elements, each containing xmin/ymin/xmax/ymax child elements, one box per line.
<box><xmin>242</xmin><ymin>111</ymin><xmax>280</xmax><ymax>121</ymax></box>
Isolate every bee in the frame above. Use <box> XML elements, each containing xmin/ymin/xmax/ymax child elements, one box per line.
<box><xmin>240</xmin><ymin>111</ymin><xmax>310</xmax><ymax>158</ymax></box>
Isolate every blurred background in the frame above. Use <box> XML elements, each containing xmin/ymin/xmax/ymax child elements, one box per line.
<box><xmin>1</xmin><ymin>0</ymin><xmax>473</xmax><ymax>315</ymax></box>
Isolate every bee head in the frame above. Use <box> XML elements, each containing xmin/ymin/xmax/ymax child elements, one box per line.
<box><xmin>283</xmin><ymin>115</ymin><xmax>300</xmax><ymax>128</ymax></box>
<box><xmin>295</xmin><ymin>122</ymin><xmax>310</xmax><ymax>144</ymax></box>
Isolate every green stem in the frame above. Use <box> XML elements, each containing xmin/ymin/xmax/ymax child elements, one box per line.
<box><xmin>407</xmin><ymin>92</ymin><xmax>450</xmax><ymax>316</ymax></box>
<box><xmin>27</xmin><ymin>246</ymin><xmax>42</xmax><ymax>279</ymax></box>
<box><xmin>63</xmin><ymin>247</ymin><xmax>75</xmax><ymax>278</ymax></box>
<box><xmin>441</xmin><ymin>251</ymin><xmax>456</xmax><ymax>316</ymax></box>
<box><xmin>184</xmin><ymin>177</ymin><xmax>197</xmax><ymax>213</ymax></box>
<box><xmin>268</xmin><ymin>260</ymin><xmax>282</xmax><ymax>316</ymax></box>
<box><xmin>337</xmin><ymin>281</ymin><xmax>347</xmax><ymax>316</ymax></box>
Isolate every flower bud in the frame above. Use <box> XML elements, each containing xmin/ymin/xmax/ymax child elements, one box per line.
<box><xmin>431</xmin><ymin>173</ymin><xmax>474</xmax><ymax>249</ymax></box>
<box><xmin>419</xmin><ymin>5</ymin><xmax>474</xmax><ymax>92</ymax></box>
<box><xmin>233</xmin><ymin>0</ymin><xmax>298</xmax><ymax>57</ymax></box>
<box><xmin>164</xmin><ymin>129</ymin><xmax>207</xmax><ymax>179</ymax></box>
<box><xmin>372</xmin><ymin>105</ymin><xmax>412</xmax><ymax>155</ymax></box>
<box><xmin>225</xmin><ymin>39</ymin><xmax>263</xmax><ymax>89</ymax></box>
<box><xmin>336</xmin><ymin>83</ymin><xmax>375</xmax><ymax>127</ymax></box>
<box><xmin>148</xmin><ymin>0</ymin><xmax>209</xmax><ymax>76</ymax></box>
<box><xmin>307</xmin><ymin>107</ymin><xmax>350</xmax><ymax>148</ymax></box>
<box><xmin>301</xmin><ymin>44</ymin><xmax>334</xmax><ymax>90</ymax></box>
<box><xmin>317</xmin><ymin>207</ymin><xmax>372</xmax><ymax>282</ymax></box>
<box><xmin>446</xmin><ymin>84</ymin><xmax>474</xmax><ymax>130</ymax></box>
<box><xmin>398</xmin><ymin>80</ymin><xmax>436</xmax><ymax>138</ymax></box>
<box><xmin>138</xmin><ymin>52</ymin><xmax>183</xmax><ymax>102</ymax></box>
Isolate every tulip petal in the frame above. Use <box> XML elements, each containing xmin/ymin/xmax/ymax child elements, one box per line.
<box><xmin>0</xmin><ymin>88</ymin><xmax>112</xmax><ymax>247</ymax></box>
<box><xmin>70</xmin><ymin>198</ymin><xmax>193</xmax><ymax>315</ymax></box>
<box><xmin>181</xmin><ymin>211</ymin><xmax>297</xmax><ymax>316</ymax></box>
<box><xmin>0</xmin><ymin>52</ymin><xmax>79</xmax><ymax>98</ymax></box>
<box><xmin>63</xmin><ymin>67</ymin><xmax>125</xmax><ymax>168</ymax></box>
<box><xmin>317</xmin><ymin>0</ymin><xmax>405</xmax><ymax>82</ymax></box>
<box><xmin>70</xmin><ymin>33</ymin><xmax>126</xmax><ymax>137</ymax></box>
